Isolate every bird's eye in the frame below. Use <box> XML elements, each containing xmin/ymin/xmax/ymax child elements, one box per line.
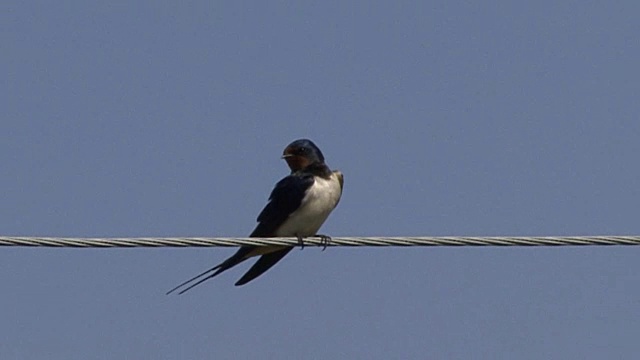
<box><xmin>297</xmin><ymin>147</ymin><xmax>307</xmax><ymax>154</ymax></box>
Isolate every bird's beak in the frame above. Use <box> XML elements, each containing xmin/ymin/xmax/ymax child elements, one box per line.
<box><xmin>281</xmin><ymin>154</ymin><xmax>293</xmax><ymax>159</ymax></box>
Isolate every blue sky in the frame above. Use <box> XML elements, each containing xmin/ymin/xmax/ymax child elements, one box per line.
<box><xmin>2</xmin><ymin>1</ymin><xmax>640</xmax><ymax>359</ymax></box>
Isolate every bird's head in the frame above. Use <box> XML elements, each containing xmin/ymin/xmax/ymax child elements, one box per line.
<box><xmin>282</xmin><ymin>139</ymin><xmax>325</xmax><ymax>171</ymax></box>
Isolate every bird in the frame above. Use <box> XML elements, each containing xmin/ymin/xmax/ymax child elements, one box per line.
<box><xmin>166</xmin><ymin>139</ymin><xmax>344</xmax><ymax>294</ymax></box>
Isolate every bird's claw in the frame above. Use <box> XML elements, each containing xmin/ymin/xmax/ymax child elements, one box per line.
<box><xmin>296</xmin><ymin>235</ymin><xmax>305</xmax><ymax>250</ymax></box>
<box><xmin>315</xmin><ymin>234</ymin><xmax>332</xmax><ymax>251</ymax></box>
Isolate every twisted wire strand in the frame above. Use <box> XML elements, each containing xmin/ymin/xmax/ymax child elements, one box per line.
<box><xmin>1</xmin><ymin>235</ymin><xmax>639</xmax><ymax>248</ymax></box>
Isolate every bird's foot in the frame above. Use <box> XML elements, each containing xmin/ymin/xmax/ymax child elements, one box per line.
<box><xmin>315</xmin><ymin>234</ymin><xmax>332</xmax><ymax>251</ymax></box>
<box><xmin>296</xmin><ymin>234</ymin><xmax>305</xmax><ymax>250</ymax></box>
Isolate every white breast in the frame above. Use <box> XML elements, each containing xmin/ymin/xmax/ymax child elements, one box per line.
<box><xmin>275</xmin><ymin>171</ymin><xmax>343</xmax><ymax>237</ymax></box>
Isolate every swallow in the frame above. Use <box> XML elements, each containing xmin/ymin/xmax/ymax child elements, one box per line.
<box><xmin>167</xmin><ymin>139</ymin><xmax>344</xmax><ymax>294</ymax></box>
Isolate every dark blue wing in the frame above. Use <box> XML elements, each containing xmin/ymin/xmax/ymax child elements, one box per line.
<box><xmin>250</xmin><ymin>173</ymin><xmax>314</xmax><ymax>237</ymax></box>
<box><xmin>167</xmin><ymin>173</ymin><xmax>316</xmax><ymax>293</ymax></box>
<box><xmin>234</xmin><ymin>247</ymin><xmax>294</xmax><ymax>286</ymax></box>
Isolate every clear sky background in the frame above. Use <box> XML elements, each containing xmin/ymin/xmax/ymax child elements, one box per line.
<box><xmin>2</xmin><ymin>1</ymin><xmax>640</xmax><ymax>359</ymax></box>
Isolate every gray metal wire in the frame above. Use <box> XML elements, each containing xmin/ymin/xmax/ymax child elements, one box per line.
<box><xmin>1</xmin><ymin>235</ymin><xmax>639</xmax><ymax>248</ymax></box>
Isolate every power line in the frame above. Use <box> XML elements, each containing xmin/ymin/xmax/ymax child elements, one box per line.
<box><xmin>1</xmin><ymin>235</ymin><xmax>639</xmax><ymax>248</ymax></box>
